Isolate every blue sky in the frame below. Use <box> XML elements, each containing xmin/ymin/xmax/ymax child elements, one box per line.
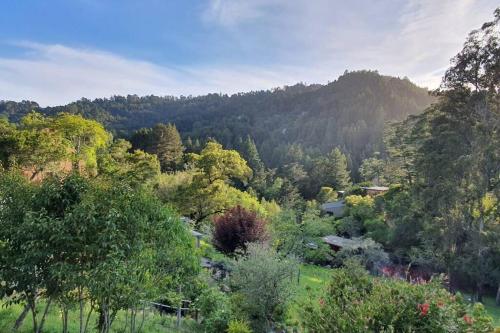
<box><xmin>0</xmin><ymin>0</ymin><xmax>498</xmax><ymax>106</ymax></box>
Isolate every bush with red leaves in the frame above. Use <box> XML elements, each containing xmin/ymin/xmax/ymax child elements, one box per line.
<box><xmin>213</xmin><ymin>205</ymin><xmax>268</xmax><ymax>254</ymax></box>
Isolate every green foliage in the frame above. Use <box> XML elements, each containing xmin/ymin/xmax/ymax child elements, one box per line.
<box><xmin>131</xmin><ymin>123</ymin><xmax>184</xmax><ymax>172</ymax></box>
<box><xmin>50</xmin><ymin>113</ymin><xmax>110</xmax><ymax>172</ymax></box>
<box><xmin>230</xmin><ymin>243</ymin><xmax>297</xmax><ymax>332</ymax></box>
<box><xmin>189</xmin><ymin>141</ymin><xmax>252</xmax><ymax>184</ymax></box>
<box><xmin>333</xmin><ymin>238</ymin><xmax>389</xmax><ymax>271</ymax></box>
<box><xmin>196</xmin><ymin>287</ymin><xmax>232</xmax><ymax>333</ymax></box>
<box><xmin>227</xmin><ymin>320</ymin><xmax>253</xmax><ymax>333</ymax></box>
<box><xmin>316</xmin><ymin>186</ymin><xmax>337</xmax><ymax>203</ymax></box>
<box><xmin>269</xmin><ymin>207</ymin><xmax>336</xmax><ymax>264</ymax></box>
<box><xmin>1</xmin><ymin>71</ymin><xmax>435</xmax><ymax>187</ymax></box>
<box><xmin>0</xmin><ymin>112</ymin><xmax>113</xmax><ymax>179</ymax></box>
<box><xmin>359</xmin><ymin>156</ymin><xmax>386</xmax><ymax>185</ymax></box>
<box><xmin>241</xmin><ymin>136</ymin><xmax>264</xmax><ymax>172</ymax></box>
<box><xmin>302</xmin><ymin>262</ymin><xmax>494</xmax><ymax>333</ymax></box>
<box><xmin>0</xmin><ymin>171</ymin><xmax>199</xmax><ymax>333</ymax></box>
<box><xmin>310</xmin><ymin>147</ymin><xmax>351</xmax><ymax>192</ymax></box>
<box><xmin>97</xmin><ymin>139</ymin><xmax>160</xmax><ymax>186</ymax></box>
<box><xmin>155</xmin><ymin>142</ymin><xmax>267</xmax><ymax>224</ymax></box>
<box><xmin>302</xmin><ymin>242</ymin><xmax>334</xmax><ymax>266</ymax></box>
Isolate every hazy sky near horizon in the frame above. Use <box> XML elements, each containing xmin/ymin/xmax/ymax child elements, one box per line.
<box><xmin>0</xmin><ymin>0</ymin><xmax>498</xmax><ymax>106</ymax></box>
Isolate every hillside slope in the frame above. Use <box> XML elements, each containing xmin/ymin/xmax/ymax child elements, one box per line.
<box><xmin>0</xmin><ymin>70</ymin><xmax>435</xmax><ymax>173</ymax></box>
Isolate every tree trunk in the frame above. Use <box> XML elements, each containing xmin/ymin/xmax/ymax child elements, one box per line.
<box><xmin>79</xmin><ymin>289</ymin><xmax>84</xmax><ymax>333</ymax></box>
<box><xmin>30</xmin><ymin>302</ymin><xmax>38</xmax><ymax>333</ymax></box>
<box><xmin>61</xmin><ymin>307</ymin><xmax>68</xmax><ymax>333</ymax></box>
<box><xmin>496</xmin><ymin>283</ymin><xmax>500</xmax><ymax>306</ymax></box>
<box><xmin>13</xmin><ymin>303</ymin><xmax>30</xmax><ymax>331</ymax></box>
<box><xmin>83</xmin><ymin>304</ymin><xmax>93</xmax><ymax>333</ymax></box>
<box><xmin>37</xmin><ymin>297</ymin><xmax>52</xmax><ymax>333</ymax></box>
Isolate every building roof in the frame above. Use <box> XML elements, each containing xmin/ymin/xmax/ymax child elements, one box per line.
<box><xmin>191</xmin><ymin>230</ymin><xmax>203</xmax><ymax>238</ymax></box>
<box><xmin>361</xmin><ymin>186</ymin><xmax>389</xmax><ymax>191</ymax></box>
<box><xmin>322</xmin><ymin>235</ymin><xmax>364</xmax><ymax>249</ymax></box>
<box><xmin>321</xmin><ymin>200</ymin><xmax>345</xmax><ymax>217</ymax></box>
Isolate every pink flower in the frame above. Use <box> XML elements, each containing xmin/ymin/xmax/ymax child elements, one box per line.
<box><xmin>418</xmin><ymin>303</ymin><xmax>430</xmax><ymax>316</ymax></box>
<box><xmin>463</xmin><ymin>315</ymin><xmax>473</xmax><ymax>325</ymax></box>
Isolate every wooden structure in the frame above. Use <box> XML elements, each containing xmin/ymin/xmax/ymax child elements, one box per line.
<box><xmin>361</xmin><ymin>186</ymin><xmax>389</xmax><ymax>196</ymax></box>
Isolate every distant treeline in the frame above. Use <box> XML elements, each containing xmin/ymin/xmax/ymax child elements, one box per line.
<box><xmin>0</xmin><ymin>70</ymin><xmax>435</xmax><ymax>179</ymax></box>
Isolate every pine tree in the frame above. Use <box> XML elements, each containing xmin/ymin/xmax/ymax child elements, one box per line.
<box><xmin>328</xmin><ymin>148</ymin><xmax>351</xmax><ymax>189</ymax></box>
<box><xmin>152</xmin><ymin>123</ymin><xmax>184</xmax><ymax>172</ymax></box>
<box><xmin>242</xmin><ymin>136</ymin><xmax>264</xmax><ymax>171</ymax></box>
<box><xmin>312</xmin><ymin>147</ymin><xmax>351</xmax><ymax>190</ymax></box>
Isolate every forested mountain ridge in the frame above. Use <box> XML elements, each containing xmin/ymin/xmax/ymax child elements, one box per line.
<box><xmin>0</xmin><ymin>70</ymin><xmax>435</xmax><ymax>173</ymax></box>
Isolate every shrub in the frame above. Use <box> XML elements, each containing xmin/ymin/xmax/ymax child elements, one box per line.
<box><xmin>213</xmin><ymin>206</ymin><xmax>268</xmax><ymax>254</ymax></box>
<box><xmin>196</xmin><ymin>287</ymin><xmax>232</xmax><ymax>333</ymax></box>
<box><xmin>333</xmin><ymin>238</ymin><xmax>388</xmax><ymax>272</ymax></box>
<box><xmin>227</xmin><ymin>320</ymin><xmax>253</xmax><ymax>333</ymax></box>
<box><xmin>230</xmin><ymin>243</ymin><xmax>297</xmax><ymax>332</ymax></box>
<box><xmin>303</xmin><ymin>241</ymin><xmax>334</xmax><ymax>265</ymax></box>
<box><xmin>302</xmin><ymin>262</ymin><xmax>494</xmax><ymax>332</ymax></box>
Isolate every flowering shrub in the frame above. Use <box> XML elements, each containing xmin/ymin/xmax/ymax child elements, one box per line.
<box><xmin>301</xmin><ymin>262</ymin><xmax>494</xmax><ymax>332</ymax></box>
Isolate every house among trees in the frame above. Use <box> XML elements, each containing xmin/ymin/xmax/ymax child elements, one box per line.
<box><xmin>322</xmin><ymin>235</ymin><xmax>364</xmax><ymax>252</ymax></box>
<box><xmin>321</xmin><ymin>200</ymin><xmax>345</xmax><ymax>217</ymax></box>
<box><xmin>361</xmin><ymin>186</ymin><xmax>389</xmax><ymax>196</ymax></box>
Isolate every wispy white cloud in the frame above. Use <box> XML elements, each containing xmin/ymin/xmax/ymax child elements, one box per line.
<box><xmin>0</xmin><ymin>1</ymin><xmax>497</xmax><ymax>106</ymax></box>
<box><xmin>201</xmin><ymin>0</ymin><xmax>286</xmax><ymax>27</ymax></box>
<box><xmin>0</xmin><ymin>42</ymin><xmax>331</xmax><ymax>106</ymax></box>
<box><xmin>202</xmin><ymin>0</ymin><xmax>498</xmax><ymax>89</ymax></box>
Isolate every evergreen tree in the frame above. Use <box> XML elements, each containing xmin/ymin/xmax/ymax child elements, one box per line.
<box><xmin>359</xmin><ymin>156</ymin><xmax>386</xmax><ymax>185</ymax></box>
<box><xmin>242</xmin><ymin>136</ymin><xmax>264</xmax><ymax>172</ymax></box>
<box><xmin>312</xmin><ymin>147</ymin><xmax>352</xmax><ymax>191</ymax></box>
<box><xmin>152</xmin><ymin>123</ymin><xmax>184</xmax><ymax>172</ymax></box>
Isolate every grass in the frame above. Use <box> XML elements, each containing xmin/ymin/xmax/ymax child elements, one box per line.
<box><xmin>286</xmin><ymin>263</ymin><xmax>332</xmax><ymax>327</ymax></box>
<box><xmin>469</xmin><ymin>295</ymin><xmax>500</xmax><ymax>328</ymax></box>
<box><xmin>0</xmin><ymin>301</ymin><xmax>200</xmax><ymax>333</ymax></box>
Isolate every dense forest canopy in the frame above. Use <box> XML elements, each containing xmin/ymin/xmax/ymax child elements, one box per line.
<box><xmin>0</xmin><ymin>70</ymin><xmax>435</xmax><ymax>178</ymax></box>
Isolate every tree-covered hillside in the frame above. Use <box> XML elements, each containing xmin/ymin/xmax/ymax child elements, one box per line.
<box><xmin>0</xmin><ymin>71</ymin><xmax>435</xmax><ymax>175</ymax></box>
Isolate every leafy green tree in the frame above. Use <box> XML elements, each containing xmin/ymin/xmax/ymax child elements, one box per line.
<box><xmin>50</xmin><ymin>113</ymin><xmax>110</xmax><ymax>173</ymax></box>
<box><xmin>189</xmin><ymin>141</ymin><xmax>252</xmax><ymax>184</ymax></box>
<box><xmin>97</xmin><ymin>139</ymin><xmax>160</xmax><ymax>186</ymax></box>
<box><xmin>157</xmin><ymin>142</ymin><xmax>267</xmax><ymax>225</ymax></box>
<box><xmin>407</xmin><ymin>9</ymin><xmax>499</xmax><ymax>298</ymax></box>
<box><xmin>0</xmin><ymin>171</ymin><xmax>49</xmax><ymax>333</ymax></box>
<box><xmin>131</xmin><ymin>123</ymin><xmax>184</xmax><ymax>171</ymax></box>
<box><xmin>66</xmin><ymin>183</ymin><xmax>199</xmax><ymax>332</ymax></box>
<box><xmin>0</xmin><ymin>114</ymin><xmax>72</xmax><ymax>180</ymax></box>
<box><xmin>0</xmin><ymin>171</ymin><xmax>199</xmax><ymax>333</ymax></box>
